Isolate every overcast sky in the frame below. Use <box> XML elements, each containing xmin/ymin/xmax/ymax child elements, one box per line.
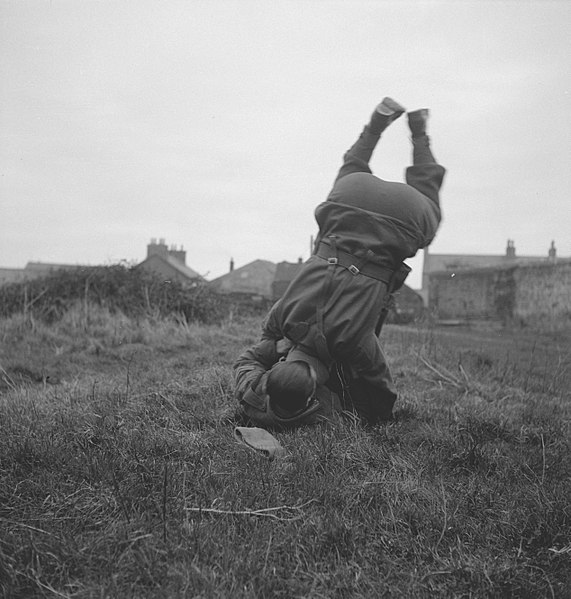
<box><xmin>1</xmin><ymin>0</ymin><xmax>570</xmax><ymax>289</ymax></box>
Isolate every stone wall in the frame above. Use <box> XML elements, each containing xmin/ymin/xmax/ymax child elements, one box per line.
<box><xmin>514</xmin><ymin>260</ymin><xmax>571</xmax><ymax>327</ymax></box>
<box><xmin>429</xmin><ymin>259</ymin><xmax>571</xmax><ymax>328</ymax></box>
<box><xmin>429</xmin><ymin>268</ymin><xmax>501</xmax><ymax>320</ymax></box>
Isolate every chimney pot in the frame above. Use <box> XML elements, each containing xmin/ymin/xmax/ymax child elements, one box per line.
<box><xmin>548</xmin><ymin>240</ymin><xmax>557</xmax><ymax>262</ymax></box>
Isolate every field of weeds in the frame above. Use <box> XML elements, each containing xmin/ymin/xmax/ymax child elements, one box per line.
<box><xmin>1</xmin><ymin>306</ymin><xmax>570</xmax><ymax>598</ymax></box>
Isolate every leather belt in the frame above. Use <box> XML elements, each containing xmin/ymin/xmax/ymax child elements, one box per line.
<box><xmin>315</xmin><ymin>242</ymin><xmax>394</xmax><ymax>284</ymax></box>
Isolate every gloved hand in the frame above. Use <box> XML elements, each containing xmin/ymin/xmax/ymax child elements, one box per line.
<box><xmin>276</xmin><ymin>337</ymin><xmax>293</xmax><ymax>356</ymax></box>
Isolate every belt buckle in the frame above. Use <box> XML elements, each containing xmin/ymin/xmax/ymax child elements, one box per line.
<box><xmin>327</xmin><ymin>257</ymin><xmax>338</xmax><ymax>265</ymax></box>
<box><xmin>348</xmin><ymin>265</ymin><xmax>360</xmax><ymax>275</ymax></box>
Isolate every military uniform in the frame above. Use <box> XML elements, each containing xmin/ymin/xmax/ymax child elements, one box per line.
<box><xmin>234</xmin><ymin>105</ymin><xmax>445</xmax><ymax>426</ymax></box>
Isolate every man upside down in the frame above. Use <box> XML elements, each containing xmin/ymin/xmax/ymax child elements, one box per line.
<box><xmin>233</xmin><ymin>97</ymin><xmax>446</xmax><ymax>429</ymax></box>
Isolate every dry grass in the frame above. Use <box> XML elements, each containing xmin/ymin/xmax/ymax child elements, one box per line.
<box><xmin>1</xmin><ymin>307</ymin><xmax>570</xmax><ymax>598</ymax></box>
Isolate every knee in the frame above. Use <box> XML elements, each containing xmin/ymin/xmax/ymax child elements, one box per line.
<box><xmin>347</xmin><ymin>378</ymin><xmax>396</xmax><ymax>426</ymax></box>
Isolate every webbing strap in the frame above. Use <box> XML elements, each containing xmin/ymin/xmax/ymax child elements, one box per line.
<box><xmin>314</xmin><ymin>236</ymin><xmax>338</xmax><ymax>365</ymax></box>
<box><xmin>315</xmin><ymin>241</ymin><xmax>395</xmax><ymax>283</ymax></box>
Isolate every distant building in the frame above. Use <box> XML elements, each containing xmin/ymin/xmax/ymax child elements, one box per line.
<box><xmin>209</xmin><ymin>259</ymin><xmax>276</xmax><ymax>300</ymax></box>
<box><xmin>388</xmin><ymin>284</ymin><xmax>425</xmax><ymax>323</ymax></box>
<box><xmin>421</xmin><ymin>240</ymin><xmax>560</xmax><ymax>304</ymax></box>
<box><xmin>429</xmin><ymin>258</ymin><xmax>571</xmax><ymax>328</ymax></box>
<box><xmin>0</xmin><ymin>239</ymin><xmax>203</xmax><ymax>288</ymax></box>
<box><xmin>136</xmin><ymin>238</ymin><xmax>203</xmax><ymax>286</ymax></box>
<box><xmin>0</xmin><ymin>262</ymin><xmax>86</xmax><ymax>286</ymax></box>
<box><xmin>272</xmin><ymin>259</ymin><xmax>304</xmax><ymax>300</ymax></box>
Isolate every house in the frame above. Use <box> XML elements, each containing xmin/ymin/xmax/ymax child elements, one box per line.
<box><xmin>136</xmin><ymin>238</ymin><xmax>203</xmax><ymax>286</ymax></box>
<box><xmin>208</xmin><ymin>259</ymin><xmax>276</xmax><ymax>300</ymax></box>
<box><xmin>0</xmin><ymin>262</ymin><xmax>86</xmax><ymax>286</ymax></box>
<box><xmin>0</xmin><ymin>239</ymin><xmax>202</xmax><ymax>288</ymax></box>
<box><xmin>0</xmin><ymin>266</ymin><xmax>38</xmax><ymax>285</ymax></box>
<box><xmin>421</xmin><ymin>240</ymin><xmax>558</xmax><ymax>304</ymax></box>
<box><xmin>388</xmin><ymin>284</ymin><xmax>425</xmax><ymax>323</ymax></box>
<box><xmin>272</xmin><ymin>259</ymin><xmax>304</xmax><ymax>300</ymax></box>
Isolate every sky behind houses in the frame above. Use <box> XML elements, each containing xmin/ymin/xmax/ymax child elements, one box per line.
<box><xmin>1</xmin><ymin>0</ymin><xmax>570</xmax><ymax>288</ymax></box>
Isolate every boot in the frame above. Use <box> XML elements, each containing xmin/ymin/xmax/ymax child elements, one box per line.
<box><xmin>407</xmin><ymin>108</ymin><xmax>429</xmax><ymax>138</ymax></box>
<box><xmin>369</xmin><ymin>97</ymin><xmax>406</xmax><ymax>134</ymax></box>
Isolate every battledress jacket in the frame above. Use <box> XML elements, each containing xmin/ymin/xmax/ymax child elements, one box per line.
<box><xmin>234</xmin><ymin>124</ymin><xmax>445</xmax><ymax>422</ymax></box>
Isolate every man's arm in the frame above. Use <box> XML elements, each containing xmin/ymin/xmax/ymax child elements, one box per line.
<box><xmin>233</xmin><ymin>339</ymin><xmax>278</xmax><ymax>401</ymax></box>
<box><xmin>233</xmin><ymin>306</ymin><xmax>291</xmax><ymax>402</ymax></box>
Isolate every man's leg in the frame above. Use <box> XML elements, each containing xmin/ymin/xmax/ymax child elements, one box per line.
<box><xmin>405</xmin><ymin>109</ymin><xmax>446</xmax><ymax>206</ymax></box>
<box><xmin>342</xmin><ymin>334</ymin><xmax>398</xmax><ymax>425</ymax></box>
<box><xmin>408</xmin><ymin>109</ymin><xmax>437</xmax><ymax>164</ymax></box>
<box><xmin>349</xmin><ymin>378</ymin><xmax>396</xmax><ymax>425</ymax></box>
<box><xmin>333</xmin><ymin>98</ymin><xmax>406</xmax><ymax>184</ymax></box>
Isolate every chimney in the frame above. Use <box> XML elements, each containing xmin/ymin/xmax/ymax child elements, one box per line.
<box><xmin>147</xmin><ymin>237</ymin><xmax>168</xmax><ymax>258</ymax></box>
<box><xmin>548</xmin><ymin>240</ymin><xmax>557</xmax><ymax>263</ymax></box>
<box><xmin>506</xmin><ymin>239</ymin><xmax>516</xmax><ymax>259</ymax></box>
<box><xmin>298</xmin><ymin>256</ymin><xmax>303</xmax><ymax>264</ymax></box>
<box><xmin>168</xmin><ymin>244</ymin><xmax>186</xmax><ymax>265</ymax></box>
<box><xmin>230</xmin><ymin>258</ymin><xmax>234</xmax><ymax>272</ymax></box>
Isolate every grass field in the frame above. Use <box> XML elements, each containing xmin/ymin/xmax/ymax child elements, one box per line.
<box><xmin>1</xmin><ymin>306</ymin><xmax>570</xmax><ymax>598</ymax></box>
